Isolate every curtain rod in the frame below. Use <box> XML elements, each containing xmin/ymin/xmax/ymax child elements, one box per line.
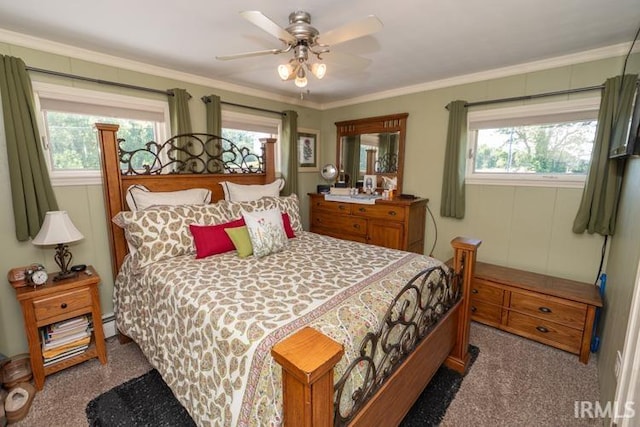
<box><xmin>445</xmin><ymin>84</ymin><xmax>605</xmax><ymax>110</ymax></box>
<box><xmin>26</xmin><ymin>66</ymin><xmax>173</xmax><ymax>96</ymax></box>
<box><xmin>26</xmin><ymin>66</ymin><xmax>283</xmax><ymax>115</ymax></box>
<box><xmin>201</xmin><ymin>96</ymin><xmax>284</xmax><ymax>116</ymax></box>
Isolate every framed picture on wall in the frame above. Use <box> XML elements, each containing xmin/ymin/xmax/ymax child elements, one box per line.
<box><xmin>297</xmin><ymin>129</ymin><xmax>320</xmax><ymax>172</ymax></box>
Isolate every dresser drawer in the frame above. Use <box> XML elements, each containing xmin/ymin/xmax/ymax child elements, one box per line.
<box><xmin>351</xmin><ymin>204</ymin><xmax>405</xmax><ymax>221</ymax></box>
<box><xmin>470</xmin><ymin>299</ymin><xmax>502</xmax><ymax>325</ymax></box>
<box><xmin>33</xmin><ymin>288</ymin><xmax>92</xmax><ymax>323</ymax></box>
<box><xmin>507</xmin><ymin>311</ymin><xmax>582</xmax><ymax>354</ymax></box>
<box><xmin>311</xmin><ymin>198</ymin><xmax>352</xmax><ymax>214</ymax></box>
<box><xmin>470</xmin><ymin>279</ymin><xmax>504</xmax><ymax>305</ymax></box>
<box><xmin>311</xmin><ymin>212</ymin><xmax>367</xmax><ymax>236</ymax></box>
<box><xmin>510</xmin><ymin>291</ymin><xmax>586</xmax><ymax>329</ymax></box>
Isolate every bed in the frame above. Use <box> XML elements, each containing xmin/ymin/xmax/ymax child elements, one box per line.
<box><xmin>96</xmin><ymin>123</ymin><xmax>481</xmax><ymax>426</ymax></box>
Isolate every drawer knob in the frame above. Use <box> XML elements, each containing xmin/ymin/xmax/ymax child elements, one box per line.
<box><xmin>471</xmin><ymin>289</ymin><xmax>478</xmax><ymax>294</ymax></box>
<box><xmin>470</xmin><ymin>306</ymin><xmax>477</xmax><ymax>312</ymax></box>
<box><xmin>339</xmin><ymin>205</ymin><xmax>346</xmax><ymax>210</ymax></box>
<box><xmin>536</xmin><ymin>326</ymin><xmax>549</xmax><ymax>333</ymax></box>
<box><xmin>358</xmin><ymin>207</ymin><xmax>366</xmax><ymax>212</ymax></box>
<box><xmin>60</xmin><ymin>303</ymin><xmax>68</xmax><ymax>309</ymax></box>
<box><xmin>388</xmin><ymin>211</ymin><xmax>397</xmax><ymax>216</ymax></box>
<box><xmin>538</xmin><ymin>306</ymin><xmax>552</xmax><ymax>313</ymax></box>
<box><xmin>353</xmin><ymin>224</ymin><xmax>360</xmax><ymax>229</ymax></box>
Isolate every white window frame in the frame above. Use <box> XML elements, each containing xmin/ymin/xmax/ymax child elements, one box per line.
<box><xmin>466</xmin><ymin>97</ymin><xmax>601</xmax><ymax>188</ymax></box>
<box><xmin>221</xmin><ymin>110</ymin><xmax>282</xmax><ymax>174</ymax></box>
<box><xmin>33</xmin><ymin>82</ymin><xmax>170</xmax><ymax>186</ymax></box>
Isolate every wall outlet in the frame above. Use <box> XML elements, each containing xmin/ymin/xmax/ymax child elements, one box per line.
<box><xmin>614</xmin><ymin>350</ymin><xmax>623</xmax><ymax>378</ymax></box>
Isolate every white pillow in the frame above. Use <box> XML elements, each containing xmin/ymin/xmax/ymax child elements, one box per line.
<box><xmin>125</xmin><ymin>185</ymin><xmax>212</xmax><ymax>211</ymax></box>
<box><xmin>220</xmin><ymin>178</ymin><xmax>285</xmax><ymax>202</ymax></box>
<box><xmin>242</xmin><ymin>208</ymin><xmax>288</xmax><ymax>258</ymax></box>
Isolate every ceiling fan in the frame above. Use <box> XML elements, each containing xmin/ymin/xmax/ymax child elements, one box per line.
<box><xmin>216</xmin><ymin>10</ymin><xmax>383</xmax><ymax>88</ymax></box>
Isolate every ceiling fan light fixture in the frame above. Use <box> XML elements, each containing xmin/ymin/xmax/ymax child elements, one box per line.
<box><xmin>294</xmin><ymin>75</ymin><xmax>308</xmax><ymax>88</ymax></box>
<box><xmin>225</xmin><ymin>10</ymin><xmax>383</xmax><ymax>90</ymax></box>
<box><xmin>294</xmin><ymin>66</ymin><xmax>308</xmax><ymax>87</ymax></box>
<box><xmin>310</xmin><ymin>62</ymin><xmax>327</xmax><ymax>79</ymax></box>
<box><xmin>277</xmin><ymin>63</ymin><xmax>294</xmax><ymax>80</ymax></box>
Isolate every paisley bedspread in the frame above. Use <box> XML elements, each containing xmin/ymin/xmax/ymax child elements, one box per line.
<box><xmin>114</xmin><ymin>231</ymin><xmax>454</xmax><ymax>426</ymax></box>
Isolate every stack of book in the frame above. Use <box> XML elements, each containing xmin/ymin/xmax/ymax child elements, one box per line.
<box><xmin>40</xmin><ymin>315</ymin><xmax>91</xmax><ymax>366</ymax></box>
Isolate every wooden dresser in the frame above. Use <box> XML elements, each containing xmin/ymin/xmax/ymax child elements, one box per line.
<box><xmin>308</xmin><ymin>193</ymin><xmax>427</xmax><ymax>253</ymax></box>
<box><xmin>470</xmin><ymin>262</ymin><xmax>603</xmax><ymax>363</ymax></box>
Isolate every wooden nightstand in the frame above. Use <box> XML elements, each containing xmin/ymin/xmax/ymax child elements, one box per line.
<box><xmin>13</xmin><ymin>266</ymin><xmax>107</xmax><ymax>389</ymax></box>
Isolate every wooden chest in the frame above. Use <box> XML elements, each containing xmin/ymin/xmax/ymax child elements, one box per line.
<box><xmin>470</xmin><ymin>262</ymin><xmax>603</xmax><ymax>363</ymax></box>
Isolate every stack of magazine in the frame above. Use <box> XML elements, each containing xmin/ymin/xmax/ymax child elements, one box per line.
<box><xmin>40</xmin><ymin>315</ymin><xmax>91</xmax><ymax>366</ymax></box>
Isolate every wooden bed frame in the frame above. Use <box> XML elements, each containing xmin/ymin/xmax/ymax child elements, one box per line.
<box><xmin>96</xmin><ymin>123</ymin><xmax>481</xmax><ymax>426</ymax></box>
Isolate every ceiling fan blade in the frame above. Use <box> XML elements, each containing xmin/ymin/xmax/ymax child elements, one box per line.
<box><xmin>240</xmin><ymin>11</ymin><xmax>297</xmax><ymax>45</ymax></box>
<box><xmin>322</xmin><ymin>51</ymin><xmax>372</xmax><ymax>70</ymax></box>
<box><xmin>318</xmin><ymin>15</ymin><xmax>383</xmax><ymax>46</ymax></box>
<box><xmin>216</xmin><ymin>48</ymin><xmax>284</xmax><ymax>61</ymax></box>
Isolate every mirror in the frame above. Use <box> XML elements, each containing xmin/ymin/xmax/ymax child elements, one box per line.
<box><xmin>335</xmin><ymin>113</ymin><xmax>408</xmax><ymax>194</ymax></box>
<box><xmin>320</xmin><ymin>163</ymin><xmax>338</xmax><ymax>184</ymax></box>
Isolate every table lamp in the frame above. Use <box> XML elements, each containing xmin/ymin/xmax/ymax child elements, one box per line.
<box><xmin>32</xmin><ymin>211</ymin><xmax>84</xmax><ymax>281</ymax></box>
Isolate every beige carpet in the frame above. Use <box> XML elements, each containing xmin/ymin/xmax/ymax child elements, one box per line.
<box><xmin>11</xmin><ymin>322</ymin><xmax>601</xmax><ymax>427</ymax></box>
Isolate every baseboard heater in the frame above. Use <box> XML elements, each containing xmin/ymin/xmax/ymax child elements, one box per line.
<box><xmin>101</xmin><ymin>312</ymin><xmax>117</xmax><ymax>338</ymax></box>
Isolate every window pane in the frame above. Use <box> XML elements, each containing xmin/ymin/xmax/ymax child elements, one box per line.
<box><xmin>45</xmin><ymin>111</ymin><xmax>157</xmax><ymax>171</ymax></box>
<box><xmin>474</xmin><ymin>120</ymin><xmax>596</xmax><ymax>175</ymax></box>
<box><xmin>222</xmin><ymin>128</ymin><xmax>273</xmax><ymax>171</ymax></box>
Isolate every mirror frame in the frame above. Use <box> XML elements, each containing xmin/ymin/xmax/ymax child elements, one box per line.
<box><xmin>335</xmin><ymin>113</ymin><xmax>408</xmax><ymax>194</ymax></box>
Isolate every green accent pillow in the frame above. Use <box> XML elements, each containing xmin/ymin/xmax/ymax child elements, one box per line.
<box><xmin>224</xmin><ymin>226</ymin><xmax>253</xmax><ymax>258</ymax></box>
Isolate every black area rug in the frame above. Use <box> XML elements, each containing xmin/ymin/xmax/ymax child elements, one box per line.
<box><xmin>86</xmin><ymin>369</ymin><xmax>196</xmax><ymax>427</ymax></box>
<box><xmin>86</xmin><ymin>345</ymin><xmax>479</xmax><ymax>426</ymax></box>
<box><xmin>400</xmin><ymin>344</ymin><xmax>480</xmax><ymax>426</ymax></box>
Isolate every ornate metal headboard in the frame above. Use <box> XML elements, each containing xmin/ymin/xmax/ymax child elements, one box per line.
<box><xmin>95</xmin><ymin>123</ymin><xmax>277</xmax><ymax>277</ymax></box>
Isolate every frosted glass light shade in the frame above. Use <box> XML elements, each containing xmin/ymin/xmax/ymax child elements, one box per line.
<box><xmin>32</xmin><ymin>211</ymin><xmax>84</xmax><ymax>245</ymax></box>
<box><xmin>277</xmin><ymin>63</ymin><xmax>294</xmax><ymax>80</ymax></box>
<box><xmin>294</xmin><ymin>76</ymin><xmax>308</xmax><ymax>88</ymax></box>
<box><xmin>310</xmin><ymin>63</ymin><xmax>327</xmax><ymax>79</ymax></box>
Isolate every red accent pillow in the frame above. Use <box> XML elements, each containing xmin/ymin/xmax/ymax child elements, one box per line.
<box><xmin>282</xmin><ymin>213</ymin><xmax>295</xmax><ymax>238</ymax></box>
<box><xmin>190</xmin><ymin>218</ymin><xmax>246</xmax><ymax>259</ymax></box>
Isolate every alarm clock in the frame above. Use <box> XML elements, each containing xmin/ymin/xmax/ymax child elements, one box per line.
<box><xmin>25</xmin><ymin>264</ymin><xmax>48</xmax><ymax>287</ymax></box>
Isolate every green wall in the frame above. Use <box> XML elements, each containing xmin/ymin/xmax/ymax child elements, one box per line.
<box><xmin>320</xmin><ymin>57</ymin><xmax>634</xmax><ymax>274</ymax></box>
<box><xmin>597</xmin><ymin>157</ymin><xmax>640</xmax><ymax>412</ymax></box>
<box><xmin>0</xmin><ymin>41</ymin><xmax>638</xmax><ymax>421</ymax></box>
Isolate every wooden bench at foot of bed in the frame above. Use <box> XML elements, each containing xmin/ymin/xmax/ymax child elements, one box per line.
<box><xmin>272</xmin><ymin>237</ymin><xmax>481</xmax><ymax>427</ymax></box>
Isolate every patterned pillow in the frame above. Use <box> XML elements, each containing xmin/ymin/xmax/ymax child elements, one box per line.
<box><xmin>242</xmin><ymin>208</ymin><xmax>288</xmax><ymax>258</ymax></box>
<box><xmin>227</xmin><ymin>194</ymin><xmax>303</xmax><ymax>233</ymax></box>
<box><xmin>112</xmin><ymin>202</ymin><xmax>234</xmax><ymax>271</ymax></box>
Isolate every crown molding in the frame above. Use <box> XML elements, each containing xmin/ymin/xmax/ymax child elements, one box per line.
<box><xmin>321</xmin><ymin>42</ymin><xmax>637</xmax><ymax>110</ymax></box>
<box><xmin>0</xmin><ymin>27</ymin><xmax>322</xmax><ymax>109</ymax></box>
<box><xmin>0</xmin><ymin>27</ymin><xmax>634</xmax><ymax>112</ymax></box>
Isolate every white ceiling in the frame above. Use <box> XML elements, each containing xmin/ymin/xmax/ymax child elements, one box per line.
<box><xmin>0</xmin><ymin>0</ymin><xmax>638</xmax><ymax>106</ymax></box>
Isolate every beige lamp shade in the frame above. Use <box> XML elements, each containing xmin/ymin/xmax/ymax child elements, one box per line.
<box><xmin>32</xmin><ymin>211</ymin><xmax>84</xmax><ymax>245</ymax></box>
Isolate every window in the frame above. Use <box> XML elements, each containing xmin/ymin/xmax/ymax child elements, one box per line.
<box><xmin>466</xmin><ymin>98</ymin><xmax>600</xmax><ymax>187</ymax></box>
<box><xmin>33</xmin><ymin>83</ymin><xmax>169</xmax><ymax>185</ymax></box>
<box><xmin>221</xmin><ymin>110</ymin><xmax>281</xmax><ymax>173</ymax></box>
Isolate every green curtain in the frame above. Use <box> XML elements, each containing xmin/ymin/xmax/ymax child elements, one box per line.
<box><xmin>168</xmin><ymin>88</ymin><xmax>193</xmax><ymax>170</ymax></box>
<box><xmin>440</xmin><ymin>100</ymin><xmax>468</xmax><ymax>219</ymax></box>
<box><xmin>573</xmin><ymin>74</ymin><xmax>638</xmax><ymax>236</ymax></box>
<box><xmin>168</xmin><ymin>88</ymin><xmax>192</xmax><ymax>135</ymax></box>
<box><xmin>0</xmin><ymin>55</ymin><xmax>58</xmax><ymax>241</ymax></box>
<box><xmin>344</xmin><ymin>135</ymin><xmax>361</xmax><ymax>184</ymax></box>
<box><xmin>205</xmin><ymin>94</ymin><xmax>221</xmax><ymax>135</ymax></box>
<box><xmin>204</xmin><ymin>94</ymin><xmax>223</xmax><ymax>173</ymax></box>
<box><xmin>281</xmin><ymin>110</ymin><xmax>298</xmax><ymax>196</ymax></box>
